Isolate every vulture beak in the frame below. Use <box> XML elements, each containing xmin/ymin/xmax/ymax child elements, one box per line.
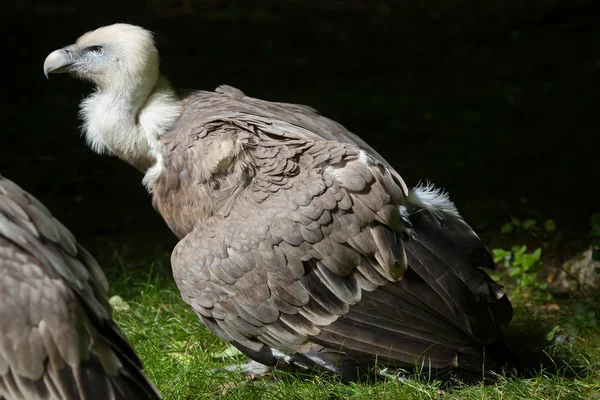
<box><xmin>43</xmin><ymin>45</ymin><xmax>76</xmax><ymax>78</ymax></box>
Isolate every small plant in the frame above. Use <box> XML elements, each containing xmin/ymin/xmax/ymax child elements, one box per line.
<box><xmin>492</xmin><ymin>245</ymin><xmax>550</xmax><ymax>301</ymax></box>
<box><xmin>500</xmin><ymin>216</ymin><xmax>555</xmax><ymax>236</ymax></box>
<box><xmin>568</xmin><ymin>300</ymin><xmax>598</xmax><ymax>331</ymax></box>
<box><xmin>546</xmin><ymin>298</ymin><xmax>598</xmax><ymax>347</ymax></box>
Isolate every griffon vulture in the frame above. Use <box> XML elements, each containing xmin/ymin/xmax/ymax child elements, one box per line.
<box><xmin>0</xmin><ymin>175</ymin><xmax>161</xmax><ymax>400</ymax></box>
<box><xmin>43</xmin><ymin>23</ymin><xmax>515</xmax><ymax>383</ymax></box>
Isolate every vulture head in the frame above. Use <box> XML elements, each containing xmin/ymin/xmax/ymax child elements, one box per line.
<box><xmin>43</xmin><ymin>23</ymin><xmax>181</xmax><ymax>171</ymax></box>
<box><xmin>43</xmin><ymin>23</ymin><xmax>158</xmax><ymax>89</ymax></box>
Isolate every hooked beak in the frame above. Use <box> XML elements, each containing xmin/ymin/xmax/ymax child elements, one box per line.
<box><xmin>43</xmin><ymin>45</ymin><xmax>76</xmax><ymax>78</ymax></box>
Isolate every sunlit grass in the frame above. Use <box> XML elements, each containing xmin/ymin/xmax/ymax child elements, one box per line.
<box><xmin>104</xmin><ymin>252</ymin><xmax>600</xmax><ymax>400</ymax></box>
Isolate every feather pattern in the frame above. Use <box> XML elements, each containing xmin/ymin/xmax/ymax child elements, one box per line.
<box><xmin>155</xmin><ymin>86</ymin><xmax>515</xmax><ymax>383</ymax></box>
<box><xmin>44</xmin><ymin>23</ymin><xmax>515</xmax><ymax>384</ymax></box>
<box><xmin>0</xmin><ymin>175</ymin><xmax>161</xmax><ymax>400</ymax></box>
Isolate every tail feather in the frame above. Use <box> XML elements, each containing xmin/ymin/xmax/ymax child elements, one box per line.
<box><xmin>358</xmin><ymin>283</ymin><xmax>476</xmax><ymax>347</ymax></box>
<box><xmin>92</xmin><ymin>322</ymin><xmax>162</xmax><ymax>400</ymax></box>
<box><xmin>303</xmin><ymin>206</ymin><xmax>515</xmax><ymax>383</ymax></box>
<box><xmin>45</xmin><ymin>319</ymin><xmax>161</xmax><ymax>400</ymax></box>
<box><xmin>0</xmin><ymin>353</ymin><xmax>161</xmax><ymax>400</ymax></box>
<box><xmin>70</xmin><ymin>348</ymin><xmax>160</xmax><ymax>400</ymax></box>
<box><xmin>77</xmin><ymin>298</ymin><xmax>163</xmax><ymax>400</ymax></box>
<box><xmin>211</xmin><ymin>189</ymin><xmax>516</xmax><ymax>384</ymax></box>
<box><xmin>289</xmin><ymin>348</ymin><xmax>372</xmax><ymax>381</ymax></box>
<box><xmin>402</xmin><ymin>209</ymin><xmax>513</xmax><ymax>342</ymax></box>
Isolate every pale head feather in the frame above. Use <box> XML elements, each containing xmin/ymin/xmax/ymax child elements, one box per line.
<box><xmin>75</xmin><ymin>23</ymin><xmax>159</xmax><ymax>92</ymax></box>
<box><xmin>72</xmin><ymin>23</ymin><xmax>181</xmax><ymax>172</ymax></box>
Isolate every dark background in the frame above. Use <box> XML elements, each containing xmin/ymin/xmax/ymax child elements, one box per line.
<box><xmin>0</xmin><ymin>0</ymin><xmax>598</xmax><ymax>266</ymax></box>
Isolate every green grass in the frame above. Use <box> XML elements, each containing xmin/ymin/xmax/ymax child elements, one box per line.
<box><xmin>101</xmin><ymin>247</ymin><xmax>600</xmax><ymax>400</ymax></box>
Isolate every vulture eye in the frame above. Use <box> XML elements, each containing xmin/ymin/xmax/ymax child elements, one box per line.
<box><xmin>89</xmin><ymin>46</ymin><xmax>104</xmax><ymax>56</ymax></box>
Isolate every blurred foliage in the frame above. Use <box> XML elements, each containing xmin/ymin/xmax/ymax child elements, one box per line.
<box><xmin>492</xmin><ymin>202</ymin><xmax>559</xmax><ymax>302</ymax></box>
<box><xmin>493</xmin><ymin>245</ymin><xmax>550</xmax><ymax>302</ymax></box>
<box><xmin>500</xmin><ymin>216</ymin><xmax>556</xmax><ymax>236</ymax></box>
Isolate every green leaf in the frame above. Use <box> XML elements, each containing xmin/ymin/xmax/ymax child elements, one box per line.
<box><xmin>511</xmin><ymin>217</ymin><xmax>522</xmax><ymax>227</ymax></box>
<box><xmin>109</xmin><ymin>295</ymin><xmax>130</xmax><ymax>312</ymax></box>
<box><xmin>522</xmin><ymin>219</ymin><xmax>537</xmax><ymax>230</ymax></box>
<box><xmin>509</xmin><ymin>268</ymin><xmax>521</xmax><ymax>277</ymax></box>
<box><xmin>515</xmin><ymin>245</ymin><xmax>528</xmax><ymax>256</ymax></box>
<box><xmin>546</xmin><ymin>325</ymin><xmax>560</xmax><ymax>341</ymax></box>
<box><xmin>500</xmin><ymin>223</ymin><xmax>514</xmax><ymax>234</ymax></box>
<box><xmin>211</xmin><ymin>344</ymin><xmax>245</xmax><ymax>359</ymax></box>
<box><xmin>545</xmin><ymin>219</ymin><xmax>556</xmax><ymax>232</ymax></box>
<box><xmin>492</xmin><ymin>248</ymin><xmax>511</xmax><ymax>264</ymax></box>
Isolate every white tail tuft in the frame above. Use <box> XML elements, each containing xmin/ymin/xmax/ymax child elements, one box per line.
<box><xmin>407</xmin><ymin>181</ymin><xmax>461</xmax><ymax>219</ymax></box>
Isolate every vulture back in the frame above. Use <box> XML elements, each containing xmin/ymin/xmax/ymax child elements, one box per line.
<box><xmin>0</xmin><ymin>175</ymin><xmax>161</xmax><ymax>400</ymax></box>
<box><xmin>158</xmin><ymin>86</ymin><xmax>517</xmax><ymax>384</ymax></box>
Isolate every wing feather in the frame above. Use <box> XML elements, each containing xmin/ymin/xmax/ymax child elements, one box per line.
<box><xmin>0</xmin><ymin>175</ymin><xmax>161</xmax><ymax>400</ymax></box>
<box><xmin>162</xmin><ymin>87</ymin><xmax>514</xmax><ymax>383</ymax></box>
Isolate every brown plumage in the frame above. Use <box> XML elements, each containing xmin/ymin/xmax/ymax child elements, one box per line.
<box><xmin>44</xmin><ymin>23</ymin><xmax>516</xmax><ymax>383</ymax></box>
<box><xmin>0</xmin><ymin>175</ymin><xmax>161</xmax><ymax>400</ymax></box>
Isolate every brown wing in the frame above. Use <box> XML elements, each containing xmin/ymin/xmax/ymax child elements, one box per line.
<box><xmin>166</xmin><ymin>109</ymin><xmax>513</xmax><ymax>382</ymax></box>
<box><xmin>0</xmin><ymin>175</ymin><xmax>161</xmax><ymax>400</ymax></box>
<box><xmin>153</xmin><ymin>85</ymin><xmax>406</xmax><ymax>239</ymax></box>
<box><xmin>175</xmin><ymin>85</ymin><xmax>395</xmax><ymax>171</ymax></box>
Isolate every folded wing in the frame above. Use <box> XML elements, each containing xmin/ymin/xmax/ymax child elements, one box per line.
<box><xmin>0</xmin><ymin>175</ymin><xmax>161</xmax><ymax>400</ymax></box>
<box><xmin>167</xmin><ymin>108</ymin><xmax>513</xmax><ymax>382</ymax></box>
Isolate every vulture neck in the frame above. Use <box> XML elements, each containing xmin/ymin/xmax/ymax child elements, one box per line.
<box><xmin>80</xmin><ymin>74</ymin><xmax>182</xmax><ymax>172</ymax></box>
